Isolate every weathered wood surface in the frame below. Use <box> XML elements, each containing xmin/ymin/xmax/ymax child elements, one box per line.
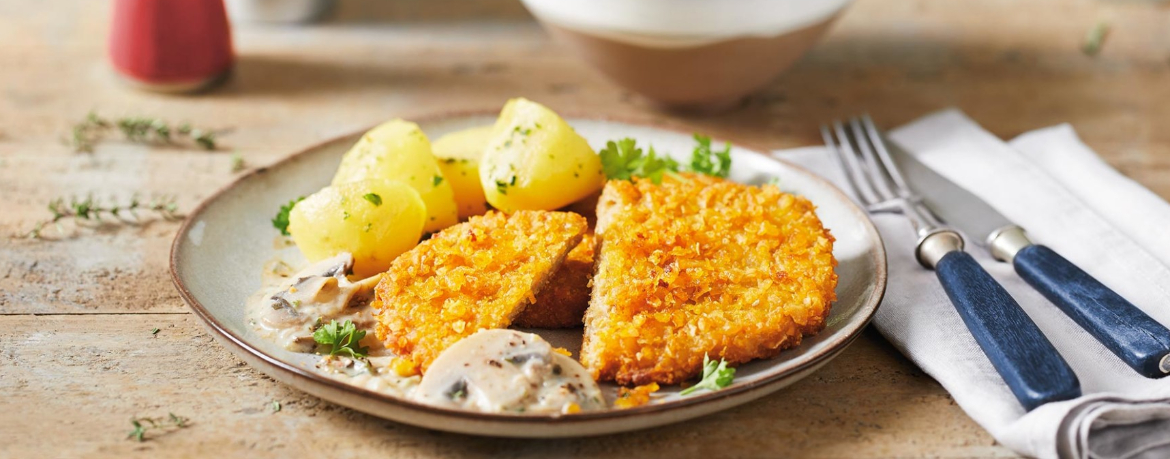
<box><xmin>1</xmin><ymin>0</ymin><xmax>1167</xmax><ymax>456</ymax></box>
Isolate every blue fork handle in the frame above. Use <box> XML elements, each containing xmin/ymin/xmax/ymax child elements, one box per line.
<box><xmin>1014</xmin><ymin>244</ymin><xmax>1170</xmax><ymax>378</ymax></box>
<box><xmin>936</xmin><ymin>251</ymin><xmax>1082</xmax><ymax>411</ymax></box>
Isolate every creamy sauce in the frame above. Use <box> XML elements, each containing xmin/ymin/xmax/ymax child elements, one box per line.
<box><xmin>246</xmin><ymin>253</ymin><xmax>380</xmax><ymax>353</ymax></box>
<box><xmin>413</xmin><ymin>329</ymin><xmax>604</xmax><ymax>414</ymax></box>
<box><xmin>247</xmin><ymin>256</ymin><xmax>608</xmax><ymax>413</ymax></box>
<box><xmin>315</xmin><ymin>355</ymin><xmax>419</xmax><ymax>399</ymax></box>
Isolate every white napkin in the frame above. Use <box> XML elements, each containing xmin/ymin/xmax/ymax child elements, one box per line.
<box><xmin>772</xmin><ymin>109</ymin><xmax>1170</xmax><ymax>459</ymax></box>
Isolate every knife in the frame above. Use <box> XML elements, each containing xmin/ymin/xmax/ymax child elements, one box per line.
<box><xmin>881</xmin><ymin>132</ymin><xmax>1170</xmax><ymax>378</ymax></box>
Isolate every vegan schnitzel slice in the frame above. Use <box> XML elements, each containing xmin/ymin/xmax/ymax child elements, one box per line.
<box><xmin>583</xmin><ymin>174</ymin><xmax>837</xmax><ymax>385</ymax></box>
<box><xmin>373</xmin><ymin>210</ymin><xmax>587</xmax><ymax>372</ymax></box>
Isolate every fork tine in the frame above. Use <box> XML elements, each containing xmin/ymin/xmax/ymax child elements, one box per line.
<box><xmin>848</xmin><ymin>117</ymin><xmax>899</xmax><ymax>202</ymax></box>
<box><xmin>820</xmin><ymin>125</ymin><xmax>865</xmax><ymax>205</ymax></box>
<box><xmin>860</xmin><ymin>114</ymin><xmax>911</xmax><ymax>196</ymax></box>
<box><xmin>829</xmin><ymin>120</ymin><xmax>882</xmax><ymax>206</ymax></box>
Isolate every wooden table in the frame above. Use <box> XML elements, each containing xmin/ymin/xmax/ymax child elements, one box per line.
<box><xmin>2</xmin><ymin>0</ymin><xmax>1167</xmax><ymax>456</ymax></box>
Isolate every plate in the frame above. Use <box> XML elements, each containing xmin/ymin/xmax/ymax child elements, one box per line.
<box><xmin>170</xmin><ymin>112</ymin><xmax>887</xmax><ymax>437</ymax></box>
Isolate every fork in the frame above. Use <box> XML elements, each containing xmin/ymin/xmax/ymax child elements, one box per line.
<box><xmin>822</xmin><ymin>116</ymin><xmax>1082</xmax><ymax>411</ymax></box>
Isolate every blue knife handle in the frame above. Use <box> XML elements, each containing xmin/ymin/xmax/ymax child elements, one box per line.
<box><xmin>1014</xmin><ymin>244</ymin><xmax>1170</xmax><ymax>378</ymax></box>
<box><xmin>936</xmin><ymin>251</ymin><xmax>1082</xmax><ymax>410</ymax></box>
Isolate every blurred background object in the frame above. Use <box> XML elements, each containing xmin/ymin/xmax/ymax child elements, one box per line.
<box><xmin>519</xmin><ymin>0</ymin><xmax>854</xmax><ymax>112</ymax></box>
<box><xmin>225</xmin><ymin>0</ymin><xmax>334</xmax><ymax>24</ymax></box>
<box><xmin>109</xmin><ymin>0</ymin><xmax>234</xmax><ymax>93</ymax></box>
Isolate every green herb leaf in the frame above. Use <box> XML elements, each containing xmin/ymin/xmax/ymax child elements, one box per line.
<box><xmin>151</xmin><ymin>328</ymin><xmax>160</xmax><ymax>335</ymax></box>
<box><xmin>126</xmin><ymin>413</ymin><xmax>190</xmax><ymax>442</ymax></box>
<box><xmin>1082</xmin><ymin>21</ymin><xmax>1110</xmax><ymax>56</ymax></box>
<box><xmin>230</xmin><ymin>152</ymin><xmax>246</xmax><ymax>173</ymax></box>
<box><xmin>433</xmin><ymin>175</ymin><xmax>444</xmax><ymax>186</ymax></box>
<box><xmin>362</xmin><ymin>193</ymin><xmax>382</xmax><ymax>206</ymax></box>
<box><xmin>271</xmin><ymin>196</ymin><xmax>305</xmax><ymax>236</ymax></box>
<box><xmin>679</xmin><ymin>354</ymin><xmax>735</xmax><ymax>396</ymax></box>
<box><xmin>312</xmin><ymin>319</ymin><xmax>369</xmax><ymax>358</ymax></box>
<box><xmin>599</xmin><ymin>138</ymin><xmax>679</xmax><ymax>184</ymax></box>
<box><xmin>270</xmin><ymin>400</ymin><xmax>281</xmax><ymax>413</ymax></box>
<box><xmin>685</xmin><ymin>134</ymin><xmax>732</xmax><ymax>178</ymax></box>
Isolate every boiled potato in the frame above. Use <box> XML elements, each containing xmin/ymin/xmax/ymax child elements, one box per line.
<box><xmin>288</xmin><ymin>179</ymin><xmax>426</xmax><ymax>278</ymax></box>
<box><xmin>433</xmin><ymin>125</ymin><xmax>493</xmax><ymax>219</ymax></box>
<box><xmin>479</xmin><ymin>98</ymin><xmax>604</xmax><ymax>212</ymax></box>
<box><xmin>332</xmin><ymin>119</ymin><xmax>458</xmax><ymax>233</ymax></box>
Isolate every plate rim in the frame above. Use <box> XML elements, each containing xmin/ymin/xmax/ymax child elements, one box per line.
<box><xmin>169</xmin><ymin>109</ymin><xmax>888</xmax><ymax>427</ymax></box>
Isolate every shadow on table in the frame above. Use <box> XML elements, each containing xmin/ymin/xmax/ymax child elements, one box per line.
<box><xmin>324</xmin><ymin>0</ymin><xmax>532</xmax><ymax>24</ymax></box>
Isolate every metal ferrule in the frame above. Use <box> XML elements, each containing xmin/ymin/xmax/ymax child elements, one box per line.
<box><xmin>1161</xmin><ymin>354</ymin><xmax>1170</xmax><ymax>375</ymax></box>
<box><xmin>916</xmin><ymin>229</ymin><xmax>965</xmax><ymax>269</ymax></box>
<box><xmin>987</xmin><ymin>225</ymin><xmax>1033</xmax><ymax>263</ymax></box>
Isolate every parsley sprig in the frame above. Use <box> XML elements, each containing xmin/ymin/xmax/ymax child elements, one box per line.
<box><xmin>679</xmin><ymin>354</ymin><xmax>735</xmax><ymax>395</ymax></box>
<box><xmin>271</xmin><ymin>196</ymin><xmax>305</xmax><ymax>236</ymax></box>
<box><xmin>687</xmin><ymin>134</ymin><xmax>732</xmax><ymax>178</ymax></box>
<box><xmin>599</xmin><ymin>138</ymin><xmax>680</xmax><ymax>184</ymax></box>
<box><xmin>313</xmin><ymin>319</ymin><xmax>369</xmax><ymax>358</ymax></box>
<box><xmin>600</xmin><ymin>134</ymin><xmax>732</xmax><ymax>184</ymax></box>
<box><xmin>127</xmin><ymin>413</ymin><xmax>189</xmax><ymax>442</ymax></box>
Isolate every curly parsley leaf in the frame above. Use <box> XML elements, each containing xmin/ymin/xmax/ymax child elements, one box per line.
<box><xmin>313</xmin><ymin>319</ymin><xmax>369</xmax><ymax>358</ymax></box>
<box><xmin>362</xmin><ymin>193</ymin><xmax>382</xmax><ymax>206</ymax></box>
<box><xmin>679</xmin><ymin>354</ymin><xmax>735</xmax><ymax>395</ymax></box>
<box><xmin>271</xmin><ymin>196</ymin><xmax>305</xmax><ymax>236</ymax></box>
<box><xmin>685</xmin><ymin>134</ymin><xmax>732</xmax><ymax>178</ymax></box>
<box><xmin>599</xmin><ymin>138</ymin><xmax>679</xmax><ymax>184</ymax></box>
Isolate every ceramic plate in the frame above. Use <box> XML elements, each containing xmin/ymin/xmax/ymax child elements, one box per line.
<box><xmin>170</xmin><ymin>113</ymin><xmax>887</xmax><ymax>437</ymax></box>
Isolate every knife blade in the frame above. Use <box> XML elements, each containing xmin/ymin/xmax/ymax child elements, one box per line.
<box><xmin>878</xmin><ymin>130</ymin><xmax>1170</xmax><ymax>378</ymax></box>
<box><xmin>882</xmin><ymin>136</ymin><xmax>1012</xmax><ymax>246</ymax></box>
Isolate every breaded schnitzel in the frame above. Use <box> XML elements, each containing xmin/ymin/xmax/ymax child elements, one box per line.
<box><xmin>513</xmin><ymin>192</ymin><xmax>601</xmax><ymax>329</ymax></box>
<box><xmin>513</xmin><ymin>233</ymin><xmax>596</xmax><ymax>328</ymax></box>
<box><xmin>582</xmin><ymin>174</ymin><xmax>837</xmax><ymax>385</ymax></box>
<box><xmin>373</xmin><ymin>210</ymin><xmax>587</xmax><ymax>371</ymax></box>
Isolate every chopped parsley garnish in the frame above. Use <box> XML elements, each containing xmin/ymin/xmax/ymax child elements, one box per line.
<box><xmin>271</xmin><ymin>196</ymin><xmax>305</xmax><ymax>236</ymax></box>
<box><xmin>362</xmin><ymin>193</ymin><xmax>382</xmax><ymax>206</ymax></box>
<box><xmin>495</xmin><ymin>176</ymin><xmax>516</xmax><ymax>195</ymax></box>
<box><xmin>151</xmin><ymin>328</ymin><xmax>160</xmax><ymax>335</ymax></box>
<box><xmin>679</xmin><ymin>354</ymin><xmax>735</xmax><ymax>395</ymax></box>
<box><xmin>600</xmin><ymin>134</ymin><xmax>732</xmax><ymax>184</ymax></box>
<box><xmin>270</xmin><ymin>400</ymin><xmax>281</xmax><ymax>413</ymax></box>
<box><xmin>433</xmin><ymin>175</ymin><xmax>444</xmax><ymax>186</ymax></box>
<box><xmin>312</xmin><ymin>319</ymin><xmax>369</xmax><ymax>358</ymax></box>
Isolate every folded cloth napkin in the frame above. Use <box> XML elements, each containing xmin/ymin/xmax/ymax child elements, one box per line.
<box><xmin>773</xmin><ymin>109</ymin><xmax>1170</xmax><ymax>459</ymax></box>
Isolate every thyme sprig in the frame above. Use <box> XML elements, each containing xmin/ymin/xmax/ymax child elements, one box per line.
<box><xmin>24</xmin><ymin>194</ymin><xmax>181</xmax><ymax>239</ymax></box>
<box><xmin>127</xmin><ymin>413</ymin><xmax>190</xmax><ymax>442</ymax></box>
<box><xmin>71</xmin><ymin>111</ymin><xmax>219</xmax><ymax>153</ymax></box>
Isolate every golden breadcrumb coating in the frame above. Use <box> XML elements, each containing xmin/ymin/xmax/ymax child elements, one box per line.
<box><xmin>583</xmin><ymin>174</ymin><xmax>837</xmax><ymax>385</ymax></box>
<box><xmin>373</xmin><ymin>210</ymin><xmax>586</xmax><ymax>371</ymax></box>
<box><xmin>513</xmin><ymin>233</ymin><xmax>596</xmax><ymax>328</ymax></box>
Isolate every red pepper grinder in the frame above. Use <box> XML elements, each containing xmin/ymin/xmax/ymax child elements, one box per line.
<box><xmin>109</xmin><ymin>0</ymin><xmax>235</xmax><ymax>93</ymax></box>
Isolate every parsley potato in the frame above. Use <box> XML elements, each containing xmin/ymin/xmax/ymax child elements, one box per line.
<box><xmin>332</xmin><ymin>119</ymin><xmax>458</xmax><ymax>232</ymax></box>
<box><xmin>432</xmin><ymin>125</ymin><xmax>493</xmax><ymax>219</ymax></box>
<box><xmin>288</xmin><ymin>179</ymin><xmax>426</xmax><ymax>278</ymax></box>
<box><xmin>479</xmin><ymin>98</ymin><xmax>604</xmax><ymax>212</ymax></box>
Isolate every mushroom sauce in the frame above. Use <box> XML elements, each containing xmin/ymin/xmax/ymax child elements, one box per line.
<box><xmin>246</xmin><ymin>253</ymin><xmax>605</xmax><ymax>414</ymax></box>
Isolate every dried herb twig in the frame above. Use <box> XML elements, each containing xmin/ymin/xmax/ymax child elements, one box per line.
<box><xmin>127</xmin><ymin>413</ymin><xmax>189</xmax><ymax>442</ymax></box>
<box><xmin>71</xmin><ymin>111</ymin><xmax>219</xmax><ymax>153</ymax></box>
<box><xmin>24</xmin><ymin>194</ymin><xmax>181</xmax><ymax>239</ymax></box>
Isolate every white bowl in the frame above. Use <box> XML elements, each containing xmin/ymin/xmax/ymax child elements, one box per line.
<box><xmin>521</xmin><ymin>0</ymin><xmax>854</xmax><ymax>111</ymax></box>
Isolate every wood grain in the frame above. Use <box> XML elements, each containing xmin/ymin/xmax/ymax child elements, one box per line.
<box><xmin>2</xmin><ymin>0</ymin><xmax>1167</xmax><ymax>456</ymax></box>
